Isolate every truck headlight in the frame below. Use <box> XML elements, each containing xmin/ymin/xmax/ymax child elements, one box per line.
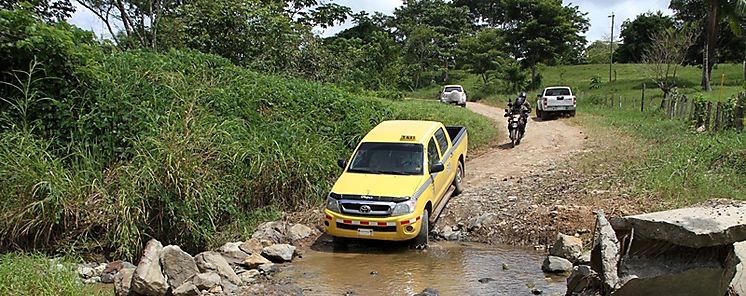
<box><xmin>392</xmin><ymin>199</ymin><xmax>416</xmax><ymax>216</ymax></box>
<box><xmin>326</xmin><ymin>195</ymin><xmax>340</xmax><ymax>213</ymax></box>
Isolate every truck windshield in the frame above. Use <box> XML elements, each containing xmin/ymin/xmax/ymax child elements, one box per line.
<box><xmin>347</xmin><ymin>143</ymin><xmax>423</xmax><ymax>175</ymax></box>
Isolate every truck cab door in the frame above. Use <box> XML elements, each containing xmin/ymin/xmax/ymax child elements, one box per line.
<box><xmin>427</xmin><ymin>136</ymin><xmax>450</xmax><ymax>204</ymax></box>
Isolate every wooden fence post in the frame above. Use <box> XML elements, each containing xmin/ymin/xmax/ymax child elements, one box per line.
<box><xmin>736</xmin><ymin>93</ymin><xmax>745</xmax><ymax>132</ymax></box>
<box><xmin>641</xmin><ymin>83</ymin><xmax>646</xmax><ymax>112</ymax></box>
<box><xmin>705</xmin><ymin>102</ymin><xmax>712</xmax><ymax>130</ymax></box>
<box><xmin>610</xmin><ymin>96</ymin><xmax>614</xmax><ymax>109</ymax></box>
<box><xmin>714</xmin><ymin>102</ymin><xmax>722</xmax><ymax>131</ymax></box>
<box><xmin>695</xmin><ymin>103</ymin><xmax>703</xmax><ymax>127</ymax></box>
<box><xmin>619</xmin><ymin>96</ymin><xmax>622</xmax><ymax>108</ymax></box>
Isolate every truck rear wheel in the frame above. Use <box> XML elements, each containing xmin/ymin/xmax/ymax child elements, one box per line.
<box><xmin>569</xmin><ymin>110</ymin><xmax>576</xmax><ymax>117</ymax></box>
<box><xmin>536</xmin><ymin>107</ymin><xmax>542</xmax><ymax>119</ymax></box>
<box><xmin>411</xmin><ymin>210</ymin><xmax>429</xmax><ymax>249</ymax></box>
<box><xmin>452</xmin><ymin>161</ymin><xmax>464</xmax><ymax>196</ymax></box>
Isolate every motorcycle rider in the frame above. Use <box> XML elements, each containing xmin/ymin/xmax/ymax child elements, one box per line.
<box><xmin>507</xmin><ymin>91</ymin><xmax>531</xmax><ymax>135</ymax></box>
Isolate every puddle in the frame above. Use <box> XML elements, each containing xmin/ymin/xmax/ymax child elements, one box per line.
<box><xmin>278</xmin><ymin>238</ymin><xmax>567</xmax><ymax>296</ymax></box>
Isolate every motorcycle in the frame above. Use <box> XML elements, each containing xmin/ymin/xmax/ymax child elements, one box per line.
<box><xmin>504</xmin><ymin>103</ymin><xmax>527</xmax><ymax>148</ymax></box>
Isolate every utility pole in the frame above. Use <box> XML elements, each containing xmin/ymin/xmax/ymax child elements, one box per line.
<box><xmin>609</xmin><ymin>12</ymin><xmax>615</xmax><ymax>83</ymax></box>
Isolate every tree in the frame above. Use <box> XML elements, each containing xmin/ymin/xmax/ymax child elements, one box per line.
<box><xmin>457</xmin><ymin>28</ymin><xmax>507</xmax><ymax>84</ymax></box>
<box><xmin>616</xmin><ymin>11</ymin><xmax>675</xmax><ymax>63</ymax></box>
<box><xmin>670</xmin><ymin>0</ymin><xmax>746</xmax><ymax>90</ymax></box>
<box><xmin>501</xmin><ymin>0</ymin><xmax>589</xmax><ymax>86</ymax></box>
<box><xmin>585</xmin><ymin>40</ymin><xmax>618</xmax><ymax>64</ymax></box>
<box><xmin>390</xmin><ymin>0</ymin><xmax>473</xmax><ymax>88</ymax></box>
<box><xmin>1</xmin><ymin>0</ymin><xmax>74</xmax><ymax>21</ymax></box>
<box><xmin>643</xmin><ymin>26</ymin><xmax>698</xmax><ymax>102</ymax></box>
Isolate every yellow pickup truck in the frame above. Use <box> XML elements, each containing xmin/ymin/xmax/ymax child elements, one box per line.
<box><xmin>323</xmin><ymin>120</ymin><xmax>468</xmax><ymax>248</ymax></box>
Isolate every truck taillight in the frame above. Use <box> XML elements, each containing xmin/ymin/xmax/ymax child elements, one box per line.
<box><xmin>543</xmin><ymin>97</ymin><xmax>547</xmax><ymax>105</ymax></box>
<box><xmin>573</xmin><ymin>97</ymin><xmax>576</xmax><ymax>105</ymax></box>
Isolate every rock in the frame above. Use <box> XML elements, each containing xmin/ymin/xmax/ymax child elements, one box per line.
<box><xmin>467</xmin><ymin>213</ymin><xmax>496</xmax><ymax>231</ymax></box>
<box><xmin>502</xmin><ymin>263</ymin><xmax>510</xmax><ymax>270</ymax></box>
<box><xmin>261</xmin><ymin>244</ymin><xmax>296</xmax><ymax>262</ymax></box>
<box><xmin>243</xmin><ymin>252</ymin><xmax>272</xmax><ymax>269</ymax></box>
<box><xmin>251</xmin><ymin>221</ymin><xmax>288</xmax><ymax>244</ymax></box>
<box><xmin>478</xmin><ymin>277</ymin><xmax>496</xmax><ymax>283</ymax></box>
<box><xmin>610</xmin><ymin>205</ymin><xmax>746</xmax><ymax>248</ymax></box>
<box><xmin>413</xmin><ymin>288</ymin><xmax>439</xmax><ymax>296</ymax></box>
<box><xmin>591</xmin><ymin>211</ymin><xmax>620</xmax><ymax>291</ymax></box>
<box><xmin>101</xmin><ymin>272</ymin><xmax>115</xmax><ymax>284</ymax></box>
<box><xmin>542</xmin><ymin>256</ymin><xmax>573</xmax><ymax>273</ymax></box>
<box><xmin>123</xmin><ymin>261</ymin><xmax>136</xmax><ymax>269</ymax></box>
<box><xmin>566</xmin><ymin>265</ymin><xmax>601</xmax><ymax>296</ymax></box>
<box><xmin>114</xmin><ymin>268</ymin><xmax>135</xmax><ymax>296</ymax></box>
<box><xmin>194</xmin><ymin>251</ymin><xmax>242</xmax><ymax>285</ymax></box>
<box><xmin>288</xmin><ymin>224</ymin><xmax>315</xmax><ymax>242</ymax></box>
<box><xmin>83</xmin><ymin>276</ymin><xmax>101</xmax><ymax>284</ymax></box>
<box><xmin>77</xmin><ymin>266</ymin><xmax>94</xmax><ymax>279</ymax></box>
<box><xmin>222</xmin><ymin>280</ymin><xmax>240</xmax><ymax>293</ymax></box>
<box><xmin>239</xmin><ymin>239</ymin><xmax>263</xmax><ymax>255</ymax></box>
<box><xmin>696</xmin><ymin>125</ymin><xmax>706</xmax><ymax>133</ymax></box>
<box><xmin>131</xmin><ymin>239</ymin><xmax>168</xmax><ymax>296</ymax></box>
<box><xmin>240</xmin><ymin>269</ymin><xmax>260</xmax><ymax>283</ymax></box>
<box><xmin>550</xmin><ymin>233</ymin><xmax>583</xmax><ymax>262</ymax></box>
<box><xmin>731</xmin><ymin>241</ymin><xmax>746</xmax><ymax>296</ymax></box>
<box><xmin>258</xmin><ymin>263</ymin><xmax>278</xmax><ymax>274</ymax></box>
<box><xmin>218</xmin><ymin>241</ymin><xmax>250</xmax><ymax>266</ymax></box>
<box><xmin>440</xmin><ymin>226</ymin><xmax>461</xmax><ymax>241</ymax></box>
<box><xmin>576</xmin><ymin>250</ymin><xmax>591</xmax><ymax>266</ymax></box>
<box><xmin>172</xmin><ymin>282</ymin><xmax>200</xmax><ymax>296</ymax></box>
<box><xmin>507</xmin><ymin>196</ymin><xmax>518</xmax><ymax>202</ymax></box>
<box><xmin>192</xmin><ymin>272</ymin><xmax>221</xmax><ymax>290</ymax></box>
<box><xmin>94</xmin><ymin>263</ymin><xmax>107</xmax><ymax>276</ymax></box>
<box><xmin>208</xmin><ymin>285</ymin><xmax>223</xmax><ymax>294</ymax></box>
<box><xmin>104</xmin><ymin>261</ymin><xmax>125</xmax><ymax>274</ymax></box>
<box><xmin>160</xmin><ymin>245</ymin><xmax>199</xmax><ymax>288</ymax></box>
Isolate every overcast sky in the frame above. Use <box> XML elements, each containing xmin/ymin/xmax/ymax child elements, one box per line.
<box><xmin>69</xmin><ymin>0</ymin><xmax>674</xmax><ymax>42</ymax></box>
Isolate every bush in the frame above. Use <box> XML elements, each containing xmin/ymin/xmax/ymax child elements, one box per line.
<box><xmin>590</xmin><ymin>75</ymin><xmax>602</xmax><ymax>89</ymax></box>
<box><xmin>0</xmin><ymin>253</ymin><xmax>107</xmax><ymax>296</ymax></box>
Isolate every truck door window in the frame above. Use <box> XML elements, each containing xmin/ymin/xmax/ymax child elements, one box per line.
<box><xmin>434</xmin><ymin>128</ymin><xmax>449</xmax><ymax>155</ymax></box>
<box><xmin>427</xmin><ymin>137</ymin><xmax>441</xmax><ymax>166</ymax></box>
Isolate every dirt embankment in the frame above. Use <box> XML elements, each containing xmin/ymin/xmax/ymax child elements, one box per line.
<box><xmin>436</xmin><ymin>102</ymin><xmax>659</xmax><ymax>247</ymax></box>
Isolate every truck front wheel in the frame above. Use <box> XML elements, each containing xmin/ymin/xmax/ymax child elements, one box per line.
<box><xmin>412</xmin><ymin>210</ymin><xmax>429</xmax><ymax>249</ymax></box>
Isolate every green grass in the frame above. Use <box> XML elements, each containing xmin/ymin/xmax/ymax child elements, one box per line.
<box><xmin>0</xmin><ymin>253</ymin><xmax>107</xmax><ymax>296</ymax></box>
<box><xmin>0</xmin><ymin>50</ymin><xmax>497</xmax><ymax>260</ymax></box>
<box><xmin>412</xmin><ymin>63</ymin><xmax>745</xmax><ymax>203</ymax></box>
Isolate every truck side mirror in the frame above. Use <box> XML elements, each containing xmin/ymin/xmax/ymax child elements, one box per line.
<box><xmin>537</xmin><ymin>94</ymin><xmax>542</xmax><ymax>98</ymax></box>
<box><xmin>429</xmin><ymin>162</ymin><xmax>445</xmax><ymax>174</ymax></box>
<box><xmin>337</xmin><ymin>159</ymin><xmax>347</xmax><ymax>169</ymax></box>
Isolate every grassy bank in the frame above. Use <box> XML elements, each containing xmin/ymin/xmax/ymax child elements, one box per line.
<box><xmin>0</xmin><ymin>50</ymin><xmax>496</xmax><ymax>260</ymax></box>
<box><xmin>0</xmin><ymin>253</ymin><xmax>107</xmax><ymax>296</ymax></box>
<box><xmin>411</xmin><ymin>63</ymin><xmax>745</xmax><ymax>204</ymax></box>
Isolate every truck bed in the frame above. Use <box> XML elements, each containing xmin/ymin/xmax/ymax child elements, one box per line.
<box><xmin>445</xmin><ymin>126</ymin><xmax>467</xmax><ymax>144</ymax></box>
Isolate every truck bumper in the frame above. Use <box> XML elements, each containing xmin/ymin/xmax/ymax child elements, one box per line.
<box><xmin>323</xmin><ymin>209</ymin><xmax>423</xmax><ymax>241</ymax></box>
<box><xmin>543</xmin><ymin>105</ymin><xmax>576</xmax><ymax>112</ymax></box>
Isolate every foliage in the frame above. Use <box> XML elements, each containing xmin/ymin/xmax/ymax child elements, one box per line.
<box><xmin>616</xmin><ymin>11</ymin><xmax>676</xmax><ymax>63</ymax></box>
<box><xmin>642</xmin><ymin>26</ymin><xmax>699</xmax><ymax>97</ymax></box>
<box><xmin>499</xmin><ymin>60</ymin><xmax>530</xmax><ymax>93</ymax></box>
<box><xmin>589</xmin><ymin>75</ymin><xmax>602</xmax><ymax>89</ymax></box>
<box><xmin>0</xmin><ymin>253</ymin><xmax>108</xmax><ymax>296</ymax></box>
<box><xmin>584</xmin><ymin>40</ymin><xmax>618</xmax><ymax>64</ymax></box>
<box><xmin>0</xmin><ymin>0</ymin><xmax>74</xmax><ymax>21</ymax></box>
<box><xmin>457</xmin><ymin>28</ymin><xmax>507</xmax><ymax>84</ymax></box>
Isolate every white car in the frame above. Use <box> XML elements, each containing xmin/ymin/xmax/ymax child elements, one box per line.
<box><xmin>440</xmin><ymin>85</ymin><xmax>467</xmax><ymax>107</ymax></box>
<box><xmin>536</xmin><ymin>86</ymin><xmax>576</xmax><ymax>119</ymax></box>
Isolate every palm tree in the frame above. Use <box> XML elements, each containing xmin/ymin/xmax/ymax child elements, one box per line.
<box><xmin>701</xmin><ymin>0</ymin><xmax>746</xmax><ymax>90</ymax></box>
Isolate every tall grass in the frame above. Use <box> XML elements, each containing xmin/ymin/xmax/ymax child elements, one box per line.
<box><xmin>0</xmin><ymin>50</ymin><xmax>497</xmax><ymax>259</ymax></box>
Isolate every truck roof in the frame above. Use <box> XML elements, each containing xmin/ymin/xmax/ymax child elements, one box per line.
<box><xmin>362</xmin><ymin>120</ymin><xmax>441</xmax><ymax>144</ymax></box>
<box><xmin>544</xmin><ymin>86</ymin><xmax>571</xmax><ymax>89</ymax></box>
<box><xmin>444</xmin><ymin>85</ymin><xmax>463</xmax><ymax>88</ymax></box>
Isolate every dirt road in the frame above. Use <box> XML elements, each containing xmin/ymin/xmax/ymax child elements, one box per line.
<box><xmin>463</xmin><ymin>102</ymin><xmax>585</xmax><ymax>186</ymax></box>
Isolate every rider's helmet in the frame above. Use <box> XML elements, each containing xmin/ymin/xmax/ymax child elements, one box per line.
<box><xmin>515</xmin><ymin>91</ymin><xmax>527</xmax><ymax>107</ymax></box>
<box><xmin>518</xmin><ymin>91</ymin><xmax>527</xmax><ymax>98</ymax></box>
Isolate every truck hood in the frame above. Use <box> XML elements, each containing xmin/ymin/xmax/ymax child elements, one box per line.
<box><xmin>331</xmin><ymin>173</ymin><xmax>426</xmax><ymax>198</ymax></box>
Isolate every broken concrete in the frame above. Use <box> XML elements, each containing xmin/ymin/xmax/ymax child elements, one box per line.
<box><xmin>590</xmin><ymin>210</ymin><xmax>620</xmax><ymax>292</ymax></box>
<box><xmin>611</xmin><ymin>205</ymin><xmax>746</xmax><ymax>248</ymax></box>
<box><xmin>731</xmin><ymin>241</ymin><xmax>746</xmax><ymax>296</ymax></box>
<box><xmin>565</xmin><ymin>265</ymin><xmax>601</xmax><ymax>296</ymax></box>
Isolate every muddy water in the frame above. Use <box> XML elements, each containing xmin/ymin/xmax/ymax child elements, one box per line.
<box><xmin>279</xmin><ymin>239</ymin><xmax>567</xmax><ymax>296</ymax></box>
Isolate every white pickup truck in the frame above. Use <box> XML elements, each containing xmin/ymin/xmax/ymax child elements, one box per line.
<box><xmin>440</xmin><ymin>85</ymin><xmax>467</xmax><ymax>107</ymax></box>
<box><xmin>536</xmin><ymin>86</ymin><xmax>576</xmax><ymax>120</ymax></box>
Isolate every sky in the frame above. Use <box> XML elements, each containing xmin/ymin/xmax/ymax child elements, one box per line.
<box><xmin>69</xmin><ymin>0</ymin><xmax>675</xmax><ymax>42</ymax></box>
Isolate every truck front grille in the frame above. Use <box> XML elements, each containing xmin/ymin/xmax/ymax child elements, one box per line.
<box><xmin>340</xmin><ymin>201</ymin><xmax>393</xmax><ymax>217</ymax></box>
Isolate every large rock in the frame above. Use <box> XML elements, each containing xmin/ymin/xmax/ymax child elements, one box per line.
<box><xmin>239</xmin><ymin>239</ymin><xmax>263</xmax><ymax>255</ymax></box>
<box><xmin>731</xmin><ymin>241</ymin><xmax>746</xmax><ymax>296</ymax></box>
<box><xmin>467</xmin><ymin>213</ymin><xmax>496</xmax><ymax>231</ymax></box>
<box><xmin>591</xmin><ymin>211</ymin><xmax>620</xmax><ymax>291</ymax></box>
<box><xmin>611</xmin><ymin>205</ymin><xmax>746</xmax><ymax>248</ymax></box>
<box><xmin>243</xmin><ymin>252</ymin><xmax>272</xmax><ymax>269</ymax></box>
<box><xmin>172</xmin><ymin>282</ymin><xmax>200</xmax><ymax>296</ymax></box>
<box><xmin>131</xmin><ymin>239</ymin><xmax>168</xmax><ymax>296</ymax></box>
<box><xmin>217</xmin><ymin>241</ymin><xmax>250</xmax><ymax>265</ymax></box>
<box><xmin>114</xmin><ymin>267</ymin><xmax>135</xmax><ymax>296</ymax></box>
<box><xmin>566</xmin><ymin>265</ymin><xmax>602</xmax><ymax>296</ymax></box>
<box><xmin>261</xmin><ymin>244</ymin><xmax>296</xmax><ymax>262</ymax></box>
<box><xmin>550</xmin><ymin>233</ymin><xmax>583</xmax><ymax>262</ymax></box>
<box><xmin>288</xmin><ymin>224</ymin><xmax>315</xmax><ymax>242</ymax></box>
<box><xmin>195</xmin><ymin>251</ymin><xmax>242</xmax><ymax>285</ymax></box>
<box><xmin>251</xmin><ymin>221</ymin><xmax>288</xmax><ymax>244</ymax></box>
<box><xmin>612</xmin><ymin>243</ymin><xmax>738</xmax><ymax>296</ymax></box>
<box><xmin>160</xmin><ymin>245</ymin><xmax>199</xmax><ymax>288</ymax></box>
<box><xmin>542</xmin><ymin>256</ymin><xmax>573</xmax><ymax>273</ymax></box>
<box><xmin>240</xmin><ymin>269</ymin><xmax>260</xmax><ymax>283</ymax></box>
<box><xmin>192</xmin><ymin>272</ymin><xmax>221</xmax><ymax>290</ymax></box>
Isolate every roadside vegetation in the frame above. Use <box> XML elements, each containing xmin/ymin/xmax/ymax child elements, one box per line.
<box><xmin>0</xmin><ymin>252</ymin><xmax>107</xmax><ymax>296</ymax></box>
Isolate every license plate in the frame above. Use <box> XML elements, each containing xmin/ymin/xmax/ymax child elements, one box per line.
<box><xmin>358</xmin><ymin>229</ymin><xmax>373</xmax><ymax>236</ymax></box>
